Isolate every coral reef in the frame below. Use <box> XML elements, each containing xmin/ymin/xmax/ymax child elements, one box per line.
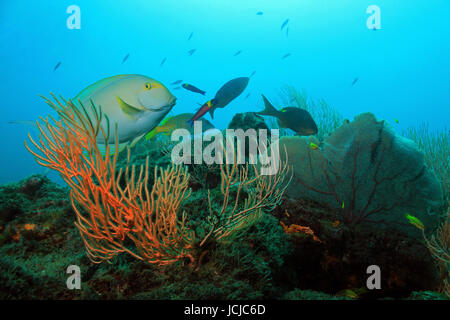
<box><xmin>1</xmin><ymin>92</ymin><xmax>447</xmax><ymax>300</ymax></box>
<box><xmin>280</xmin><ymin>113</ymin><xmax>443</xmax><ymax>233</ymax></box>
<box><xmin>402</xmin><ymin>123</ymin><xmax>449</xmax><ymax>204</ymax></box>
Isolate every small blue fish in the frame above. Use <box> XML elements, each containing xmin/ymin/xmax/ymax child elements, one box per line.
<box><xmin>171</xmin><ymin>80</ymin><xmax>183</xmax><ymax>85</ymax></box>
<box><xmin>245</xmin><ymin>93</ymin><xmax>251</xmax><ymax>99</ymax></box>
<box><xmin>53</xmin><ymin>61</ymin><xmax>61</xmax><ymax>72</ymax></box>
<box><xmin>188</xmin><ymin>49</ymin><xmax>196</xmax><ymax>56</ymax></box>
<box><xmin>281</xmin><ymin>19</ymin><xmax>289</xmax><ymax>31</ymax></box>
<box><xmin>121</xmin><ymin>53</ymin><xmax>130</xmax><ymax>64</ymax></box>
<box><xmin>234</xmin><ymin>50</ymin><xmax>242</xmax><ymax>56</ymax></box>
<box><xmin>188</xmin><ymin>32</ymin><xmax>193</xmax><ymax>41</ymax></box>
<box><xmin>282</xmin><ymin>53</ymin><xmax>291</xmax><ymax>59</ymax></box>
<box><xmin>250</xmin><ymin>70</ymin><xmax>256</xmax><ymax>77</ymax></box>
<box><xmin>173</xmin><ymin>86</ymin><xmax>182</xmax><ymax>90</ymax></box>
<box><xmin>256</xmin><ymin>11</ymin><xmax>263</xmax><ymax>16</ymax></box>
<box><xmin>182</xmin><ymin>83</ymin><xmax>206</xmax><ymax>95</ymax></box>
<box><xmin>160</xmin><ymin>57</ymin><xmax>167</xmax><ymax>66</ymax></box>
<box><xmin>351</xmin><ymin>77</ymin><xmax>359</xmax><ymax>86</ymax></box>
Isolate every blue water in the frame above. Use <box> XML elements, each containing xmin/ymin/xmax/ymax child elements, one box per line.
<box><xmin>1</xmin><ymin>0</ymin><xmax>449</xmax><ymax>184</ymax></box>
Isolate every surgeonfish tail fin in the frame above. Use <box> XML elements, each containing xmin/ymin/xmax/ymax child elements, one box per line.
<box><xmin>258</xmin><ymin>94</ymin><xmax>278</xmax><ymax>116</ymax></box>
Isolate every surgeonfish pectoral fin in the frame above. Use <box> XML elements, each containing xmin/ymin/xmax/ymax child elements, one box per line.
<box><xmin>116</xmin><ymin>96</ymin><xmax>144</xmax><ymax>118</ymax></box>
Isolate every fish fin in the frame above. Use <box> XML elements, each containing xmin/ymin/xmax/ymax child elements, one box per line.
<box><xmin>257</xmin><ymin>95</ymin><xmax>278</xmax><ymax>116</ymax></box>
<box><xmin>116</xmin><ymin>96</ymin><xmax>144</xmax><ymax>118</ymax></box>
<box><xmin>130</xmin><ymin>132</ymin><xmax>147</xmax><ymax>148</ymax></box>
<box><xmin>209</xmin><ymin>107</ymin><xmax>215</xmax><ymax>119</ymax></box>
<box><xmin>9</xmin><ymin>120</ymin><xmax>37</xmax><ymax>128</ymax></box>
<box><xmin>201</xmin><ymin>91</ymin><xmax>206</xmax><ymax>96</ymax></box>
<box><xmin>145</xmin><ymin>129</ymin><xmax>157</xmax><ymax>140</ymax></box>
<box><xmin>187</xmin><ymin>119</ymin><xmax>194</xmax><ymax>127</ymax></box>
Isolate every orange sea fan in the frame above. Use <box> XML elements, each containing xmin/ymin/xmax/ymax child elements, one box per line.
<box><xmin>25</xmin><ymin>95</ymin><xmax>194</xmax><ymax>265</ymax></box>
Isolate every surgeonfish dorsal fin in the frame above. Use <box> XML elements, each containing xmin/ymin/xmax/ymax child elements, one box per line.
<box><xmin>258</xmin><ymin>94</ymin><xmax>279</xmax><ymax>116</ymax></box>
<box><xmin>116</xmin><ymin>96</ymin><xmax>144</xmax><ymax>118</ymax></box>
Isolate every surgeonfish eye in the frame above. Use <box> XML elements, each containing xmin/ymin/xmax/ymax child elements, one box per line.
<box><xmin>144</xmin><ymin>83</ymin><xmax>152</xmax><ymax>90</ymax></box>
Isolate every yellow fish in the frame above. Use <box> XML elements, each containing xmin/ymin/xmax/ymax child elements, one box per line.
<box><xmin>405</xmin><ymin>214</ymin><xmax>425</xmax><ymax>230</ymax></box>
<box><xmin>310</xmin><ymin>142</ymin><xmax>319</xmax><ymax>150</ymax></box>
<box><xmin>73</xmin><ymin>74</ymin><xmax>177</xmax><ymax>148</ymax></box>
<box><xmin>341</xmin><ymin>202</ymin><xmax>345</xmax><ymax>209</ymax></box>
<box><xmin>336</xmin><ymin>289</ymin><xmax>359</xmax><ymax>299</ymax></box>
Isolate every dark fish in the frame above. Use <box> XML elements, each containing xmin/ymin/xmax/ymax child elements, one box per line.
<box><xmin>160</xmin><ymin>57</ymin><xmax>167</xmax><ymax>66</ymax></box>
<box><xmin>53</xmin><ymin>61</ymin><xmax>61</xmax><ymax>72</ymax></box>
<box><xmin>250</xmin><ymin>70</ymin><xmax>256</xmax><ymax>77</ymax></box>
<box><xmin>188</xmin><ymin>32</ymin><xmax>193</xmax><ymax>40</ymax></box>
<box><xmin>234</xmin><ymin>50</ymin><xmax>242</xmax><ymax>56</ymax></box>
<box><xmin>188</xmin><ymin>49</ymin><xmax>196</xmax><ymax>56</ymax></box>
<box><xmin>121</xmin><ymin>53</ymin><xmax>130</xmax><ymax>64</ymax></box>
<box><xmin>281</xmin><ymin>19</ymin><xmax>289</xmax><ymax>31</ymax></box>
<box><xmin>188</xmin><ymin>99</ymin><xmax>215</xmax><ymax>126</ymax></box>
<box><xmin>209</xmin><ymin>77</ymin><xmax>249</xmax><ymax>119</ymax></box>
<box><xmin>182</xmin><ymin>83</ymin><xmax>206</xmax><ymax>95</ymax></box>
<box><xmin>257</xmin><ymin>94</ymin><xmax>318</xmax><ymax>136</ymax></box>
<box><xmin>282</xmin><ymin>53</ymin><xmax>291</xmax><ymax>59</ymax></box>
<box><xmin>245</xmin><ymin>93</ymin><xmax>251</xmax><ymax>99</ymax></box>
<box><xmin>256</xmin><ymin>11</ymin><xmax>263</xmax><ymax>15</ymax></box>
<box><xmin>171</xmin><ymin>80</ymin><xmax>183</xmax><ymax>85</ymax></box>
<box><xmin>351</xmin><ymin>77</ymin><xmax>359</xmax><ymax>86</ymax></box>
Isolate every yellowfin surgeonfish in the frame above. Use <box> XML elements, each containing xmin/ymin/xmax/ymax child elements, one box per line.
<box><xmin>73</xmin><ymin>74</ymin><xmax>176</xmax><ymax>149</ymax></box>
<box><xmin>310</xmin><ymin>142</ymin><xmax>319</xmax><ymax>150</ymax></box>
<box><xmin>405</xmin><ymin>214</ymin><xmax>425</xmax><ymax>230</ymax></box>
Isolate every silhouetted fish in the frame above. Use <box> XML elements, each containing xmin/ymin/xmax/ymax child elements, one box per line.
<box><xmin>234</xmin><ymin>50</ymin><xmax>242</xmax><ymax>56</ymax></box>
<box><xmin>160</xmin><ymin>58</ymin><xmax>167</xmax><ymax>66</ymax></box>
<box><xmin>250</xmin><ymin>70</ymin><xmax>256</xmax><ymax>77</ymax></box>
<box><xmin>351</xmin><ymin>77</ymin><xmax>359</xmax><ymax>86</ymax></box>
<box><xmin>282</xmin><ymin>53</ymin><xmax>291</xmax><ymax>59</ymax></box>
<box><xmin>257</xmin><ymin>94</ymin><xmax>318</xmax><ymax>136</ymax></box>
<box><xmin>245</xmin><ymin>93</ymin><xmax>251</xmax><ymax>99</ymax></box>
<box><xmin>121</xmin><ymin>53</ymin><xmax>130</xmax><ymax>64</ymax></box>
<box><xmin>256</xmin><ymin>11</ymin><xmax>263</xmax><ymax>15</ymax></box>
<box><xmin>171</xmin><ymin>80</ymin><xmax>183</xmax><ymax>85</ymax></box>
<box><xmin>209</xmin><ymin>77</ymin><xmax>249</xmax><ymax>118</ymax></box>
<box><xmin>182</xmin><ymin>83</ymin><xmax>206</xmax><ymax>95</ymax></box>
<box><xmin>188</xmin><ymin>32</ymin><xmax>193</xmax><ymax>40</ymax></box>
<box><xmin>188</xmin><ymin>49</ymin><xmax>196</xmax><ymax>56</ymax></box>
<box><xmin>53</xmin><ymin>61</ymin><xmax>61</xmax><ymax>72</ymax></box>
<box><xmin>281</xmin><ymin>19</ymin><xmax>289</xmax><ymax>31</ymax></box>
